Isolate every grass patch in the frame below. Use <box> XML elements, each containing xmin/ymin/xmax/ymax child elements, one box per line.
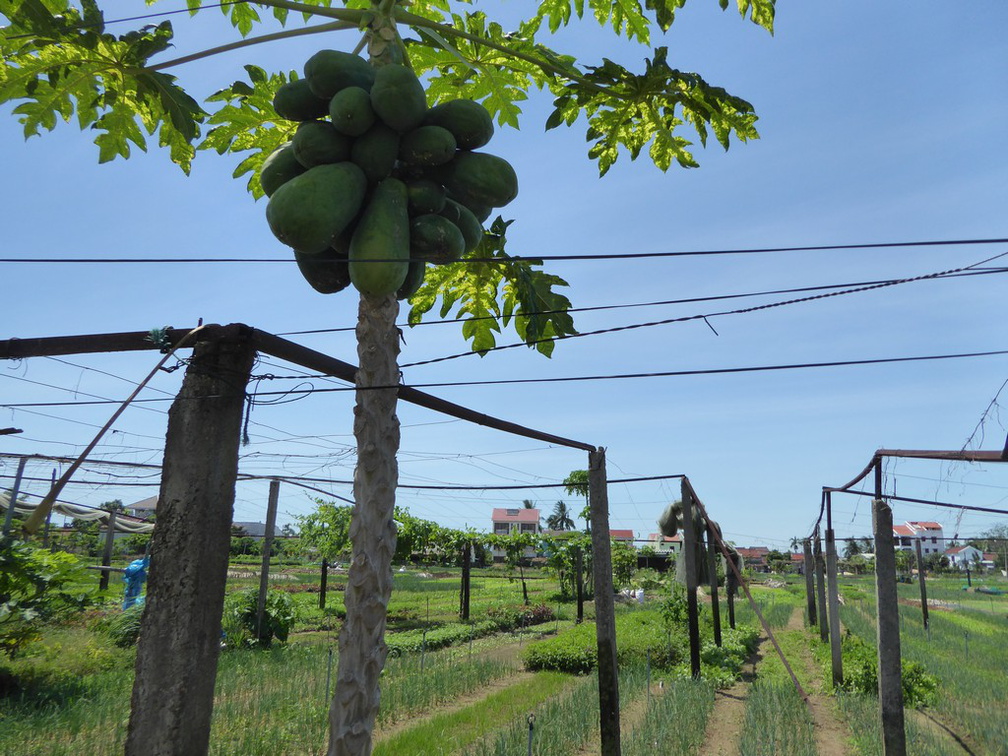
<box><xmin>374</xmin><ymin>671</ymin><xmax>575</xmax><ymax>756</ymax></box>
<box><xmin>622</xmin><ymin>678</ymin><xmax>714</xmax><ymax>755</ymax></box>
<box><xmin>739</xmin><ymin>680</ymin><xmax>817</xmax><ymax>756</ymax></box>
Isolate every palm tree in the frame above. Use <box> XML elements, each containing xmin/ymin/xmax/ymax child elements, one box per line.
<box><xmin>546</xmin><ymin>500</ymin><xmax>575</xmax><ymax>531</ymax></box>
<box><xmin>522</xmin><ymin>499</ymin><xmax>535</xmax><ymax>509</ymax></box>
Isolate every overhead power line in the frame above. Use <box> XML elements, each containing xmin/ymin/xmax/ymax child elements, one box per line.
<box><xmin>278</xmin><ymin>266</ymin><xmax>1008</xmax><ymax>337</ymax></box>
<box><xmin>7</xmin><ymin>346</ymin><xmax>1006</xmax><ymax>409</ymax></box>
<box><xmin>400</xmin><ymin>251</ymin><xmax>1008</xmax><ymax>368</ymax></box>
<box><xmin>2</xmin><ymin>237</ymin><xmax>1006</xmax><ymax>265</ymax></box>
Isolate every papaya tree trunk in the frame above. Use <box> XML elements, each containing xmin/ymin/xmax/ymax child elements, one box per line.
<box><xmin>327</xmin><ymin>293</ymin><xmax>400</xmax><ymax>756</ymax></box>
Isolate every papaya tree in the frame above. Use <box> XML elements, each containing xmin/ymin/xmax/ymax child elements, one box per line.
<box><xmin>1</xmin><ymin>1</ymin><xmax>774</xmax><ymax>753</ymax></box>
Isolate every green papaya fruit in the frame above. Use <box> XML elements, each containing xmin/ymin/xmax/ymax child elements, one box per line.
<box><xmin>410</xmin><ymin>214</ymin><xmax>466</xmax><ymax>264</ymax></box>
<box><xmin>370</xmin><ymin>64</ymin><xmax>427</xmax><ymax>133</ymax></box>
<box><xmin>349</xmin><ymin>177</ymin><xmax>410</xmax><ymax>297</ymax></box>
<box><xmin>406</xmin><ymin>179</ymin><xmax>446</xmax><ymax>215</ymax></box>
<box><xmin>445</xmin><ymin>189</ymin><xmax>492</xmax><ymax>222</ymax></box>
<box><xmin>273</xmin><ymin>78</ymin><xmax>329</xmax><ymax>121</ymax></box>
<box><xmin>434</xmin><ymin>151</ymin><xmax>518</xmax><ymax>208</ymax></box>
<box><xmin>423</xmin><ymin>99</ymin><xmax>494</xmax><ymax>150</ymax></box>
<box><xmin>398</xmin><ymin>125</ymin><xmax>457</xmax><ymax>167</ymax></box>
<box><xmin>350</xmin><ymin>122</ymin><xmax>400</xmax><ymax>185</ymax></box>
<box><xmin>328</xmin><ymin>86</ymin><xmax>375</xmax><ymax>137</ymax></box>
<box><xmin>440</xmin><ymin>199</ymin><xmax>483</xmax><ymax>254</ymax></box>
<box><xmin>396</xmin><ymin>259</ymin><xmax>426</xmax><ymax>300</ymax></box>
<box><xmin>304</xmin><ymin>49</ymin><xmax>376</xmax><ymax>99</ymax></box>
<box><xmin>292</xmin><ymin>120</ymin><xmax>352</xmax><ymax>168</ymax></box>
<box><xmin>259</xmin><ymin>142</ymin><xmax>305</xmax><ymax>197</ymax></box>
<box><xmin>266</xmin><ymin>163</ymin><xmax>367</xmax><ymax>253</ymax></box>
<box><xmin>294</xmin><ymin>246</ymin><xmax>351</xmax><ymax>294</ymax></box>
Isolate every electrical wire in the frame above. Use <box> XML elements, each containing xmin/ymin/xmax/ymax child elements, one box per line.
<box><xmin>5</xmin><ymin>346</ymin><xmax>1008</xmax><ymax>407</ymax></box>
<box><xmin>400</xmin><ymin>252</ymin><xmax>1008</xmax><ymax>369</ymax></box>
<box><xmin>2</xmin><ymin>236</ymin><xmax>1006</xmax><ymax>265</ymax></box>
<box><xmin>277</xmin><ymin>266</ymin><xmax>1008</xmax><ymax>337</ymax></box>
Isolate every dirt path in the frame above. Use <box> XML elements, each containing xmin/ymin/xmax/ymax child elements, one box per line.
<box><xmin>700</xmin><ymin>633</ymin><xmax>766</xmax><ymax>755</ymax></box>
<box><xmin>783</xmin><ymin>607</ymin><xmax>850</xmax><ymax>756</ymax></box>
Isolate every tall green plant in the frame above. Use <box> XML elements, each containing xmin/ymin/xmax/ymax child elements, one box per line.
<box><xmin>0</xmin><ymin>539</ymin><xmax>92</xmax><ymax>656</ymax></box>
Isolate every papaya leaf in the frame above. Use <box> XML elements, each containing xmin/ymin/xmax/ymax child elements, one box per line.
<box><xmin>408</xmin><ymin>218</ymin><xmax>575</xmax><ymax>357</ymax></box>
<box><xmin>200</xmin><ymin>66</ymin><xmax>297</xmax><ymax>198</ymax></box>
<box><xmin>548</xmin><ymin>46</ymin><xmax>758</xmax><ymax>175</ymax></box>
<box><xmin>0</xmin><ymin>4</ymin><xmax>204</xmax><ymax>171</ymax></box>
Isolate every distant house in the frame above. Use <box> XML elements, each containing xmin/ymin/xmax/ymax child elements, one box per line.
<box><xmin>233</xmin><ymin>521</ymin><xmax>269</xmax><ymax>539</ymax></box>
<box><xmin>490</xmin><ymin>507</ymin><xmax>541</xmax><ymax>561</ymax></box>
<box><xmin>893</xmin><ymin>521</ymin><xmax>944</xmax><ymax>557</ymax></box>
<box><xmin>945</xmin><ymin>544</ymin><xmax>996</xmax><ymax>571</ymax></box>
<box><xmin>128</xmin><ymin>495</ymin><xmax>158</xmax><ymax>520</ymax></box>
<box><xmin>646</xmin><ymin>533</ymin><xmax>682</xmax><ymax>555</ymax></box>
<box><xmin>790</xmin><ymin>552</ymin><xmax>806</xmax><ymax>575</ymax></box>
<box><xmin>609</xmin><ymin>529</ymin><xmax>635</xmax><ymax>547</ymax></box>
<box><xmin>736</xmin><ymin>546</ymin><xmax>770</xmax><ymax>572</ymax></box>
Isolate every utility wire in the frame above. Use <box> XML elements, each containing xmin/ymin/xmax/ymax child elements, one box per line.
<box><xmin>2</xmin><ymin>236</ymin><xmax>1007</xmax><ymax>265</ymax></box>
<box><xmin>277</xmin><ymin>266</ymin><xmax>1008</xmax><ymax>337</ymax></box>
<box><xmin>400</xmin><ymin>251</ymin><xmax>1008</xmax><ymax>369</ymax></box>
<box><xmin>5</xmin><ymin>1</ymin><xmax>246</xmax><ymax>39</ymax></box>
<box><xmin>4</xmin><ymin>347</ymin><xmax>1008</xmax><ymax>407</ymax></box>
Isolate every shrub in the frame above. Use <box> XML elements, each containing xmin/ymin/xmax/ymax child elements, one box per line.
<box><xmin>222</xmin><ymin>588</ymin><xmax>296</xmax><ymax>648</ymax></box>
<box><xmin>522</xmin><ymin>608</ymin><xmax>690</xmax><ymax>674</ymax></box>
<box><xmin>103</xmin><ymin>603</ymin><xmax>145</xmax><ymax>647</ymax></box>
<box><xmin>834</xmin><ymin>632</ymin><xmax>939</xmax><ymax>707</ymax></box>
<box><xmin>0</xmin><ymin>540</ymin><xmax>93</xmax><ymax>657</ymax></box>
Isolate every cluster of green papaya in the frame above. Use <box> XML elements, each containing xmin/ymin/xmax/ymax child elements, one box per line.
<box><xmin>260</xmin><ymin>49</ymin><xmax>518</xmax><ymax>299</ymax></box>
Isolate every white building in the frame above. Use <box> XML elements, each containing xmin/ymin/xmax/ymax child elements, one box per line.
<box><xmin>892</xmin><ymin>521</ymin><xmax>944</xmax><ymax>557</ymax></box>
<box><xmin>945</xmin><ymin>544</ymin><xmax>982</xmax><ymax>569</ymax></box>
<box><xmin>490</xmin><ymin>507</ymin><xmax>541</xmax><ymax>561</ymax></box>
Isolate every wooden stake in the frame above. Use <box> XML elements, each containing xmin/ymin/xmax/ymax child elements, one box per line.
<box><xmin>707</xmin><ymin>523</ymin><xmax>722</xmax><ymax>647</ymax></box>
<box><xmin>99</xmin><ymin>510</ymin><xmax>117</xmax><ymax>592</ymax></box>
<box><xmin>914</xmin><ymin>538</ymin><xmax>929</xmax><ymax>630</ymax></box>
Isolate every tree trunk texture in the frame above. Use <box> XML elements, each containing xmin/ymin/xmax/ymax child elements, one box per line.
<box><xmin>328</xmin><ymin>294</ymin><xmax>400</xmax><ymax>756</ymax></box>
<box><xmin>126</xmin><ymin>331</ymin><xmax>255</xmax><ymax>756</ymax></box>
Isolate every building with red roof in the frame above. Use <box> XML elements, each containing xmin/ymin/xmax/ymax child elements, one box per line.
<box><xmin>893</xmin><ymin>521</ymin><xmax>944</xmax><ymax>557</ymax></box>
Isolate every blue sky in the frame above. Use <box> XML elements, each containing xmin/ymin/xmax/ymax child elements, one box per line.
<box><xmin>2</xmin><ymin>1</ymin><xmax>1008</xmax><ymax>550</ymax></box>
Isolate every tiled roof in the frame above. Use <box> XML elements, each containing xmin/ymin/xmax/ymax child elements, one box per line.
<box><xmin>909</xmin><ymin>521</ymin><xmax>943</xmax><ymax>530</ymax></box>
<box><xmin>491</xmin><ymin>507</ymin><xmax>540</xmax><ymax>524</ymax></box>
<box><xmin>893</xmin><ymin>525</ymin><xmax>915</xmax><ymax>536</ymax></box>
<box><xmin>610</xmin><ymin>529</ymin><xmax>634</xmax><ymax>540</ymax></box>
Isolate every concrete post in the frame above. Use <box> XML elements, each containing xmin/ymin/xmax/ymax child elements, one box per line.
<box><xmin>256</xmin><ymin>479</ymin><xmax>280</xmax><ymax>643</ymax></box>
<box><xmin>803</xmin><ymin>538</ymin><xmax>817</xmax><ymax>626</ymax></box>
<box><xmin>126</xmin><ymin>330</ymin><xmax>255</xmax><ymax>756</ymax></box>
<box><xmin>815</xmin><ymin>533</ymin><xmax>829</xmax><ymax>643</ymax></box>
<box><xmin>873</xmin><ymin>462</ymin><xmax>907</xmax><ymax>755</ymax></box>
<box><xmin>706</xmin><ymin>523</ymin><xmax>722</xmax><ymax>647</ymax></box>
<box><xmin>681</xmin><ymin>479</ymin><xmax>701</xmax><ymax>679</ymax></box>
<box><xmin>825</xmin><ymin>527</ymin><xmax>843</xmax><ymax>686</ymax></box>
<box><xmin>589</xmin><ymin>449</ymin><xmax>621</xmax><ymax>756</ymax></box>
<box><xmin>2</xmin><ymin>456</ymin><xmax>26</xmax><ymax>536</ymax></box>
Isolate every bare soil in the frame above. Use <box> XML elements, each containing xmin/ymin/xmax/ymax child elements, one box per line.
<box><xmin>782</xmin><ymin>607</ymin><xmax>851</xmax><ymax>756</ymax></box>
<box><xmin>700</xmin><ymin>632</ymin><xmax>766</xmax><ymax>755</ymax></box>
